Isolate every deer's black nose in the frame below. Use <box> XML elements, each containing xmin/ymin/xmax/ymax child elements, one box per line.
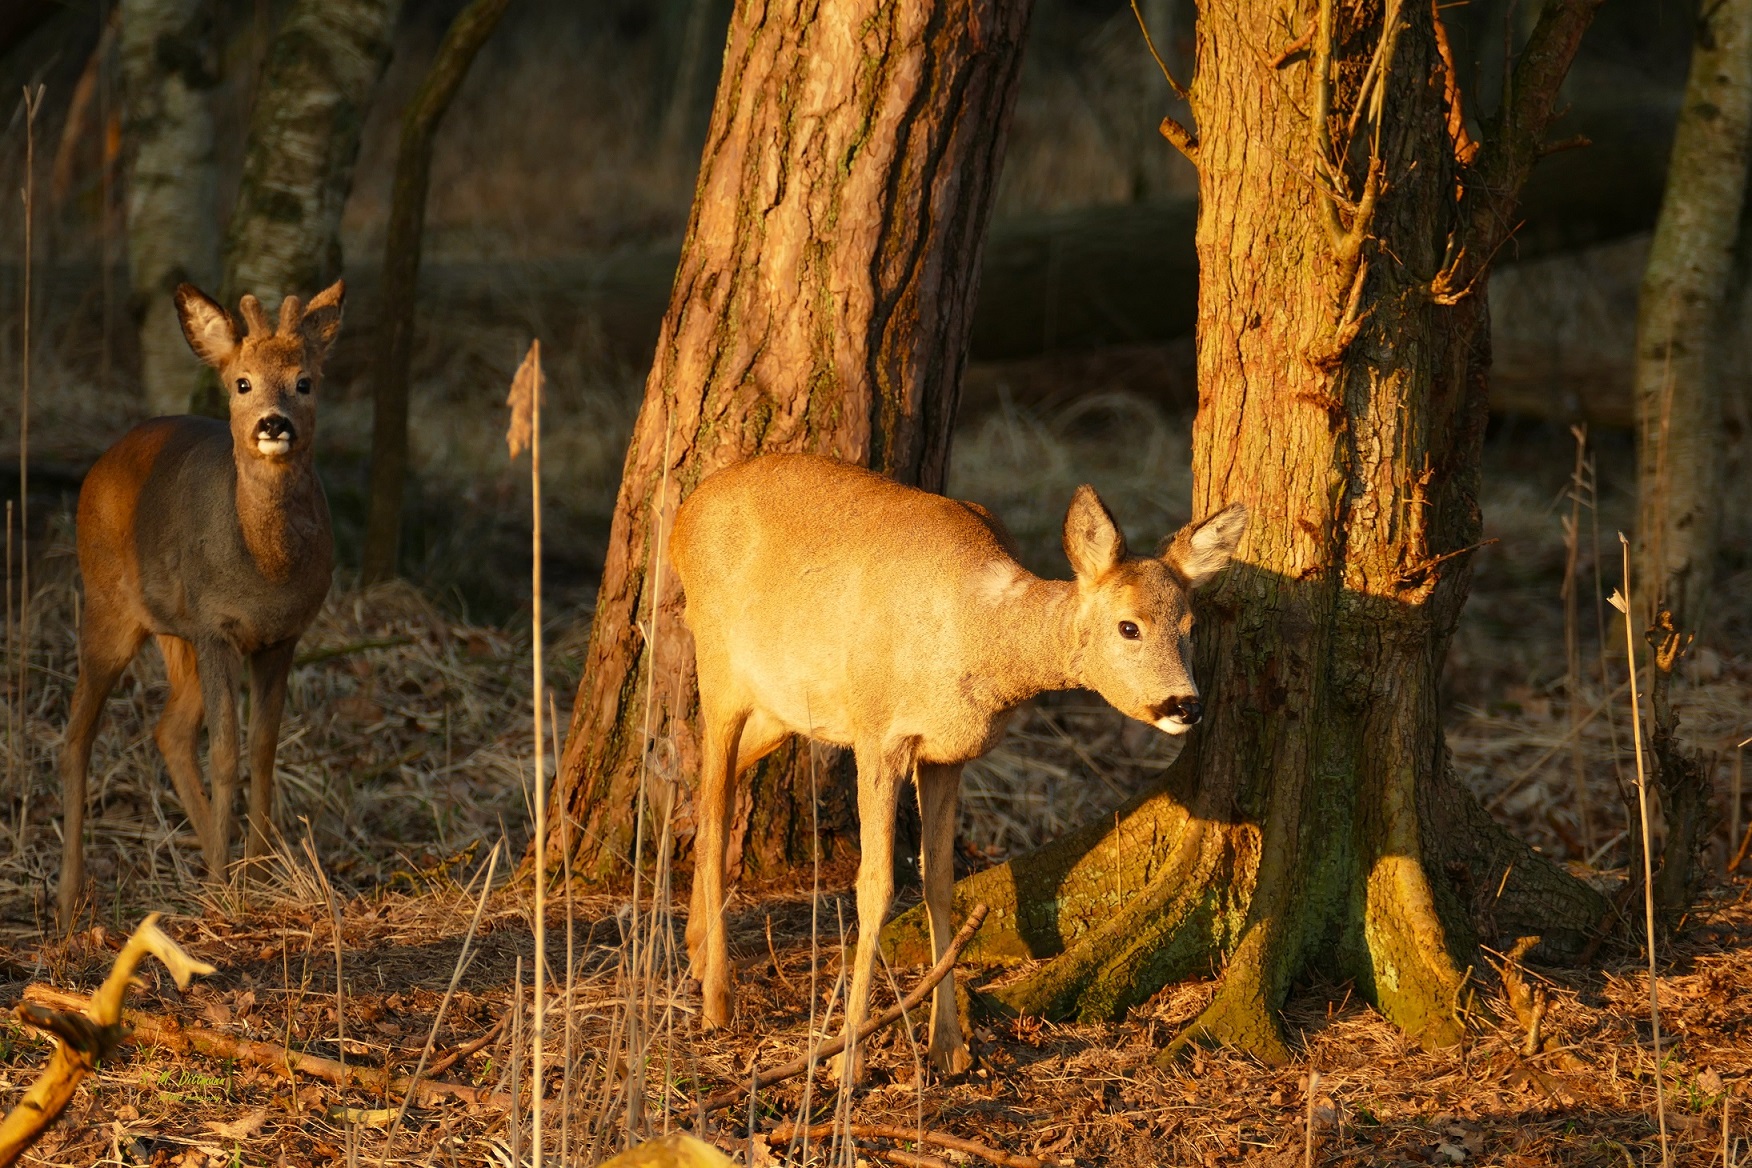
<box><xmin>254</xmin><ymin>414</ymin><xmax>295</xmax><ymax>441</ymax></box>
<box><xmin>1165</xmin><ymin>698</ymin><xmax>1202</xmax><ymax>725</ymax></box>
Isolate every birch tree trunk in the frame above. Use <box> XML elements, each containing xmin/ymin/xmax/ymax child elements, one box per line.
<box><xmin>1634</xmin><ymin>0</ymin><xmax>1752</xmax><ymax>633</ymax></box>
<box><xmin>887</xmin><ymin>0</ymin><xmax>1608</xmax><ymax>1061</ymax></box>
<box><xmin>119</xmin><ymin>0</ymin><xmax>219</xmax><ymax>416</ymax></box>
<box><xmin>207</xmin><ymin>0</ymin><xmax>400</xmax><ymax>414</ymax></box>
<box><xmin>548</xmin><ymin>0</ymin><xmax>1032</xmax><ymax>884</ymax></box>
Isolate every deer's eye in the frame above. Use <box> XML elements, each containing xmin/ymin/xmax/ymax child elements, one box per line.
<box><xmin>1118</xmin><ymin>620</ymin><xmax>1141</xmax><ymax>640</ymax></box>
<box><xmin>296</xmin><ymin>377</ymin><xmax>312</xmax><ymax>395</ymax></box>
<box><xmin>236</xmin><ymin>378</ymin><xmax>252</xmax><ymax>395</ymax></box>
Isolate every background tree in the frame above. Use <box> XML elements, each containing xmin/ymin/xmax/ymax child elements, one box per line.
<box><xmin>118</xmin><ymin>0</ymin><xmax>219</xmax><ymax>415</ymax></box>
<box><xmin>1633</xmin><ymin>0</ymin><xmax>1752</xmax><ymax>635</ymax></box>
<box><xmin>549</xmin><ymin>0</ymin><xmax>1033</xmax><ymax>883</ymax></box>
<box><xmin>201</xmin><ymin>0</ymin><xmax>401</xmax><ymax>413</ymax></box>
<box><xmin>888</xmin><ymin>0</ymin><xmax>1609</xmax><ymax>1058</ymax></box>
<box><xmin>360</xmin><ymin>0</ymin><xmax>511</xmax><ymax>585</ymax></box>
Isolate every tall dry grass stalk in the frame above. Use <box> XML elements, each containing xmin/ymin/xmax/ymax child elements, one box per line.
<box><xmin>1732</xmin><ymin>737</ymin><xmax>1748</xmax><ymax>876</ymax></box>
<box><xmin>507</xmin><ymin>339</ymin><xmax>548</xmax><ymax>1163</ymax></box>
<box><xmin>1562</xmin><ymin>425</ymin><xmax>1595</xmax><ymax>855</ymax></box>
<box><xmin>16</xmin><ymin>84</ymin><xmax>44</xmax><ymax>842</ymax></box>
<box><xmin>1610</xmin><ymin>533</ymin><xmax>1668</xmax><ymax>1167</ymax></box>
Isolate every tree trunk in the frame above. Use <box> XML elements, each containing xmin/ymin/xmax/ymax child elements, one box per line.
<box><xmin>548</xmin><ymin>0</ymin><xmax>1033</xmax><ymax>884</ymax></box>
<box><xmin>1633</xmin><ymin>0</ymin><xmax>1752</xmax><ymax>634</ymax></box>
<box><xmin>118</xmin><ymin>0</ymin><xmax>219</xmax><ymax>416</ymax></box>
<box><xmin>886</xmin><ymin>0</ymin><xmax>1608</xmax><ymax>1062</ymax></box>
<box><xmin>360</xmin><ymin>0</ymin><xmax>509</xmax><ymax>585</ymax></box>
<box><xmin>205</xmin><ymin>0</ymin><xmax>400</xmax><ymax>412</ymax></box>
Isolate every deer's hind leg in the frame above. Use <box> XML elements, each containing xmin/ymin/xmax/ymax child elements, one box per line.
<box><xmin>57</xmin><ymin>606</ymin><xmax>146</xmax><ymax>930</ymax></box>
<box><xmin>917</xmin><ymin>761</ymin><xmax>972</xmax><ymax>1074</ymax></box>
<box><xmin>153</xmin><ymin>635</ymin><xmax>220</xmax><ymax>875</ymax></box>
<box><xmin>244</xmin><ymin>640</ymin><xmax>297</xmax><ymax>865</ymax></box>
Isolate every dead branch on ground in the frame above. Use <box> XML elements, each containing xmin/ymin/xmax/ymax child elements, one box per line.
<box><xmin>0</xmin><ymin>915</ymin><xmax>214</xmax><ymax>1167</ymax></box>
<box><xmin>21</xmin><ymin>984</ymin><xmax>510</xmax><ymax>1110</ymax></box>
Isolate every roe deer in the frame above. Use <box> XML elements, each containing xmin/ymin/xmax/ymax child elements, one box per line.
<box><xmin>57</xmin><ymin>281</ymin><xmax>342</xmax><ymax>929</ymax></box>
<box><xmin>670</xmin><ymin>453</ymin><xmax>1246</xmax><ymax>1079</ymax></box>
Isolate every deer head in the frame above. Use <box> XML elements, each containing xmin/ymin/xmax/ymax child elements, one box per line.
<box><xmin>175</xmin><ymin>281</ymin><xmax>345</xmax><ymax>464</ymax></box>
<box><xmin>1062</xmin><ymin>488</ymin><xmax>1249</xmax><ymax>735</ymax></box>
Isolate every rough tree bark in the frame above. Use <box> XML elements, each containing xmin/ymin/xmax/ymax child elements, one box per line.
<box><xmin>203</xmin><ymin>0</ymin><xmax>400</xmax><ymax>412</ymax></box>
<box><xmin>548</xmin><ymin>0</ymin><xmax>1032</xmax><ymax>883</ymax></box>
<box><xmin>118</xmin><ymin>0</ymin><xmax>219</xmax><ymax>415</ymax></box>
<box><xmin>360</xmin><ymin>0</ymin><xmax>510</xmax><ymax>585</ymax></box>
<box><xmin>887</xmin><ymin>0</ymin><xmax>1609</xmax><ymax>1060</ymax></box>
<box><xmin>1633</xmin><ymin>0</ymin><xmax>1752</xmax><ymax>634</ymax></box>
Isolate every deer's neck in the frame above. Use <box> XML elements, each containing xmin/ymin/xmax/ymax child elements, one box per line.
<box><xmin>233</xmin><ymin>451</ymin><xmax>325</xmax><ymax>584</ymax></box>
<box><xmin>982</xmin><ymin>573</ymin><xmax>1081</xmax><ymax>706</ymax></box>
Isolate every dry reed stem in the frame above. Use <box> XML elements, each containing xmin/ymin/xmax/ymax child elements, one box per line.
<box><xmin>15</xmin><ymin>84</ymin><xmax>44</xmax><ymax>848</ymax></box>
<box><xmin>1611</xmin><ymin>534</ymin><xmax>1669</xmax><ymax>1166</ymax></box>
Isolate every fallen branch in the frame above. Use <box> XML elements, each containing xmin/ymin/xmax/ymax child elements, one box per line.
<box><xmin>697</xmin><ymin>905</ymin><xmax>989</xmax><ymax>1112</ymax></box>
<box><xmin>767</xmin><ymin>1121</ymin><xmax>1054</xmax><ymax>1168</ymax></box>
<box><xmin>22</xmin><ymin>985</ymin><xmax>510</xmax><ymax>1110</ymax></box>
<box><xmin>1</xmin><ymin>915</ymin><xmax>213</xmax><ymax>1168</ymax></box>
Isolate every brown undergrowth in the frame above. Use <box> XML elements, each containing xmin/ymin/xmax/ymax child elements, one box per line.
<box><xmin>0</xmin><ymin>401</ymin><xmax>1747</xmax><ymax>1166</ymax></box>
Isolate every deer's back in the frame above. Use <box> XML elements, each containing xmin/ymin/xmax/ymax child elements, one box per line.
<box><xmin>671</xmin><ymin>453</ymin><xmax>1023</xmax><ymax>754</ymax></box>
<box><xmin>77</xmin><ymin>417</ymin><xmax>331</xmax><ymax>649</ymax></box>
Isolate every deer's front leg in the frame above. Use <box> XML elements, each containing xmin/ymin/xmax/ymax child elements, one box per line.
<box><xmin>195</xmin><ymin>639</ymin><xmax>243</xmax><ymax>878</ymax></box>
<box><xmin>244</xmin><ymin>640</ymin><xmax>297</xmax><ymax>865</ymax></box>
<box><xmin>835</xmin><ymin>739</ymin><xmax>913</xmax><ymax>1084</ymax></box>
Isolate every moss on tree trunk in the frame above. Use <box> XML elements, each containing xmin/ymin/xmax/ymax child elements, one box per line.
<box><xmin>888</xmin><ymin>0</ymin><xmax>1609</xmax><ymax>1061</ymax></box>
<box><xmin>549</xmin><ymin>0</ymin><xmax>1033</xmax><ymax>885</ymax></box>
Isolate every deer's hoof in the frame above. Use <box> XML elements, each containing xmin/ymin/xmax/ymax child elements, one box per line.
<box><xmin>929</xmin><ymin>1041</ymin><xmax>974</xmax><ymax>1076</ymax></box>
<box><xmin>827</xmin><ymin>1047</ymin><xmax>867</xmax><ymax>1085</ymax></box>
<box><xmin>700</xmin><ymin>982</ymin><xmax>734</xmax><ymax>1031</ymax></box>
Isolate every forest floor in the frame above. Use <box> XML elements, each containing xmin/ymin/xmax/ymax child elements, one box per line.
<box><xmin>0</xmin><ymin>390</ymin><xmax>1747</xmax><ymax>1167</ymax></box>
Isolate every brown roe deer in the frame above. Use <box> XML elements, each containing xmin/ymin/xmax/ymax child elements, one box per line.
<box><xmin>670</xmin><ymin>453</ymin><xmax>1247</xmax><ymax>1078</ymax></box>
<box><xmin>57</xmin><ymin>282</ymin><xmax>341</xmax><ymax>929</ymax></box>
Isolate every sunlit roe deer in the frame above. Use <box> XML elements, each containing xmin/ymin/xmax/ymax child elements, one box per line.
<box><xmin>670</xmin><ymin>453</ymin><xmax>1247</xmax><ymax>1080</ymax></box>
<box><xmin>57</xmin><ymin>282</ymin><xmax>341</xmax><ymax>929</ymax></box>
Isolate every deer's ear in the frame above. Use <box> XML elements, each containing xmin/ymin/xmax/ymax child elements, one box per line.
<box><xmin>175</xmin><ymin>284</ymin><xmax>239</xmax><ymax>368</ymax></box>
<box><xmin>1064</xmin><ymin>485</ymin><xmax>1127</xmax><ymax>581</ymax></box>
<box><xmin>1162</xmin><ymin>502</ymin><xmax>1249</xmax><ymax>588</ymax></box>
<box><xmin>298</xmin><ymin>279</ymin><xmax>345</xmax><ymax>360</ymax></box>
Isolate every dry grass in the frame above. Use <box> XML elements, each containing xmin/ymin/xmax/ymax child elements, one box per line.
<box><xmin>0</xmin><ymin>360</ymin><xmax>1749</xmax><ymax>1165</ymax></box>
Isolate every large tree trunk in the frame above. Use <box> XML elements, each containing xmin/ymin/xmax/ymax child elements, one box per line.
<box><xmin>887</xmin><ymin>0</ymin><xmax>1608</xmax><ymax>1061</ymax></box>
<box><xmin>359</xmin><ymin>0</ymin><xmax>510</xmax><ymax>585</ymax></box>
<box><xmin>119</xmin><ymin>0</ymin><xmax>219</xmax><ymax>416</ymax></box>
<box><xmin>203</xmin><ymin>0</ymin><xmax>399</xmax><ymax>412</ymax></box>
<box><xmin>1633</xmin><ymin>0</ymin><xmax>1752</xmax><ymax>633</ymax></box>
<box><xmin>549</xmin><ymin>0</ymin><xmax>1032</xmax><ymax>884</ymax></box>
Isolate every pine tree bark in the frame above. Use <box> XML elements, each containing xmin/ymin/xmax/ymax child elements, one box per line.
<box><xmin>1633</xmin><ymin>0</ymin><xmax>1752</xmax><ymax>633</ymax></box>
<box><xmin>119</xmin><ymin>0</ymin><xmax>220</xmax><ymax>415</ymax></box>
<box><xmin>360</xmin><ymin>0</ymin><xmax>510</xmax><ymax>585</ymax></box>
<box><xmin>887</xmin><ymin>0</ymin><xmax>1608</xmax><ymax>1061</ymax></box>
<box><xmin>205</xmin><ymin>0</ymin><xmax>400</xmax><ymax>411</ymax></box>
<box><xmin>549</xmin><ymin>0</ymin><xmax>1032</xmax><ymax>883</ymax></box>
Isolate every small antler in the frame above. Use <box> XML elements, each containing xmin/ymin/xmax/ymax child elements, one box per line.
<box><xmin>238</xmin><ymin>295</ymin><xmax>272</xmax><ymax>338</ymax></box>
<box><xmin>277</xmin><ymin>294</ymin><xmax>305</xmax><ymax>335</ymax></box>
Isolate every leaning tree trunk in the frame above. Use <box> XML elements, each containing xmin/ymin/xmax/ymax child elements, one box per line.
<box><xmin>1633</xmin><ymin>0</ymin><xmax>1752</xmax><ymax>635</ymax></box>
<box><xmin>360</xmin><ymin>0</ymin><xmax>510</xmax><ymax>585</ymax></box>
<box><xmin>118</xmin><ymin>0</ymin><xmax>219</xmax><ymax>416</ymax></box>
<box><xmin>887</xmin><ymin>0</ymin><xmax>1607</xmax><ymax>1061</ymax></box>
<box><xmin>548</xmin><ymin>0</ymin><xmax>1032</xmax><ymax>883</ymax></box>
<box><xmin>203</xmin><ymin>0</ymin><xmax>400</xmax><ymax>412</ymax></box>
